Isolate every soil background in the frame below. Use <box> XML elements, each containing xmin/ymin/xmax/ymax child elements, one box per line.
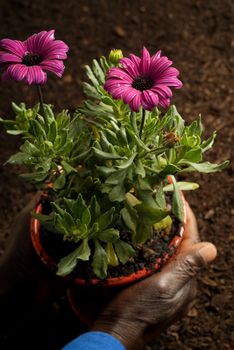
<box><xmin>0</xmin><ymin>0</ymin><xmax>233</xmax><ymax>349</ymax></box>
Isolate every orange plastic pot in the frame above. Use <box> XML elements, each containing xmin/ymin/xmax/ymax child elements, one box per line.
<box><xmin>31</xmin><ymin>194</ymin><xmax>186</xmax><ymax>287</ymax></box>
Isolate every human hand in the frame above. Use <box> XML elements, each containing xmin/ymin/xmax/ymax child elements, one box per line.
<box><xmin>92</xmin><ymin>203</ymin><xmax>217</xmax><ymax>349</ymax></box>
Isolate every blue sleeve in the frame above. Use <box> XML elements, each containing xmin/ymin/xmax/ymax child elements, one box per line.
<box><xmin>62</xmin><ymin>331</ymin><xmax>125</xmax><ymax>350</ymax></box>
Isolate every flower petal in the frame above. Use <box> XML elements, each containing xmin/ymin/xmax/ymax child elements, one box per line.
<box><xmin>104</xmin><ymin>78</ymin><xmax>131</xmax><ymax>92</ymax></box>
<box><xmin>139</xmin><ymin>47</ymin><xmax>151</xmax><ymax>75</ymax></box>
<box><xmin>25</xmin><ymin>30</ymin><xmax>55</xmax><ymax>53</ymax></box>
<box><xmin>151</xmin><ymin>85</ymin><xmax>173</xmax><ymax>99</ymax></box>
<box><xmin>151</xmin><ymin>50</ymin><xmax>161</xmax><ymax>64</ymax></box>
<box><xmin>158</xmin><ymin>97</ymin><xmax>171</xmax><ymax>108</ymax></box>
<box><xmin>107</xmin><ymin>67</ymin><xmax>133</xmax><ymax>82</ymax></box>
<box><xmin>40</xmin><ymin>40</ymin><xmax>69</xmax><ymax>59</ymax></box>
<box><xmin>150</xmin><ymin>57</ymin><xmax>173</xmax><ymax>80</ymax></box>
<box><xmin>129</xmin><ymin>53</ymin><xmax>141</xmax><ymax>66</ymax></box>
<box><xmin>0</xmin><ymin>53</ymin><xmax>22</xmax><ymax>65</ymax></box>
<box><xmin>24</xmin><ymin>66</ymin><xmax>47</xmax><ymax>84</ymax></box>
<box><xmin>120</xmin><ymin>57</ymin><xmax>139</xmax><ymax>77</ymax></box>
<box><xmin>129</xmin><ymin>92</ymin><xmax>141</xmax><ymax>112</ymax></box>
<box><xmin>0</xmin><ymin>39</ymin><xmax>26</xmax><ymax>57</ymax></box>
<box><xmin>35</xmin><ymin>30</ymin><xmax>55</xmax><ymax>52</ymax></box>
<box><xmin>40</xmin><ymin>59</ymin><xmax>65</xmax><ymax>77</ymax></box>
<box><xmin>122</xmin><ymin>88</ymin><xmax>138</xmax><ymax>104</ymax></box>
<box><xmin>156</xmin><ymin>76</ymin><xmax>183</xmax><ymax>88</ymax></box>
<box><xmin>142</xmin><ymin>90</ymin><xmax>159</xmax><ymax>111</ymax></box>
<box><xmin>6</xmin><ymin>63</ymin><xmax>28</xmax><ymax>82</ymax></box>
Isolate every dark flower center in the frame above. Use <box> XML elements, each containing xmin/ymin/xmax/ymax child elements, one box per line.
<box><xmin>22</xmin><ymin>53</ymin><xmax>42</xmax><ymax>66</ymax></box>
<box><xmin>132</xmin><ymin>75</ymin><xmax>154</xmax><ymax>91</ymax></box>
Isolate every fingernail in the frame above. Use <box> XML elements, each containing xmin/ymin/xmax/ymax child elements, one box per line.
<box><xmin>198</xmin><ymin>243</ymin><xmax>217</xmax><ymax>264</ymax></box>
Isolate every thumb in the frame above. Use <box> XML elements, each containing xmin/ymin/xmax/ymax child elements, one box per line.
<box><xmin>191</xmin><ymin>242</ymin><xmax>217</xmax><ymax>265</ymax></box>
<box><xmin>159</xmin><ymin>242</ymin><xmax>217</xmax><ymax>292</ymax></box>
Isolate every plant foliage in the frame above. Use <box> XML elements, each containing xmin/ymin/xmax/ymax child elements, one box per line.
<box><xmin>0</xmin><ymin>51</ymin><xmax>228</xmax><ymax>279</ymax></box>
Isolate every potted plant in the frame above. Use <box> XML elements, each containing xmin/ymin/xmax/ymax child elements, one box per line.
<box><xmin>0</xmin><ymin>30</ymin><xmax>228</xmax><ymax>293</ymax></box>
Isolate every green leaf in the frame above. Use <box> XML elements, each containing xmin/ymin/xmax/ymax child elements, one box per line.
<box><xmin>61</xmin><ymin>160</ymin><xmax>77</xmax><ymax>174</ymax></box>
<box><xmin>168</xmin><ymin>105</ymin><xmax>185</xmax><ymax>135</ymax></box>
<box><xmin>43</xmin><ymin>104</ymin><xmax>55</xmax><ymax>125</ymax></box>
<box><xmin>29</xmin><ymin>119</ymin><xmax>47</xmax><ymax>140</ymax></box>
<box><xmin>72</xmin><ymin>194</ymin><xmax>87</xmax><ymax>219</ymax></box>
<box><xmin>201</xmin><ymin>132</ymin><xmax>216</xmax><ymax>152</ymax></box>
<box><xmin>82</xmin><ymin>207</ymin><xmax>91</xmax><ymax>226</ymax></box>
<box><xmin>158</xmin><ymin>164</ymin><xmax>181</xmax><ymax>176</ymax></box>
<box><xmin>105</xmin><ymin>242</ymin><xmax>119</xmax><ymax>266</ymax></box>
<box><xmin>101</xmin><ymin>96</ymin><xmax>116</xmax><ymax>107</ymax></box>
<box><xmin>20</xmin><ymin>140</ymin><xmax>40</xmax><ymax>155</ymax></box>
<box><xmin>105</xmin><ymin>169</ymin><xmax>127</xmax><ymax>185</ymax></box>
<box><xmin>54</xmin><ymin>213</ymin><xmax>69</xmax><ymax>234</ymax></box>
<box><xmin>92</xmin><ymin>240</ymin><xmax>108</xmax><ymax>279</ymax></box>
<box><xmin>20</xmin><ymin>171</ymin><xmax>48</xmax><ymax>182</ymax></box>
<box><xmin>188</xmin><ymin>115</ymin><xmax>202</xmax><ymax>137</ymax></box>
<box><xmin>114</xmin><ymin>240</ymin><xmax>135</xmax><ymax>264</ymax></box>
<box><xmin>98</xmin><ymin>228</ymin><xmax>119</xmax><ymax>243</ymax></box>
<box><xmin>48</xmin><ymin>120</ymin><xmax>57</xmax><ymax>143</ymax></box>
<box><xmin>31</xmin><ymin>212</ymin><xmax>52</xmax><ymax>223</ymax></box>
<box><xmin>6</xmin><ymin>152</ymin><xmax>29</xmax><ymax>165</ymax></box>
<box><xmin>109</xmin><ymin>184</ymin><xmax>126</xmax><ymax>202</ymax></box>
<box><xmin>134</xmin><ymin>223</ymin><xmax>152</xmax><ymax>243</ymax></box>
<box><xmin>121</xmin><ymin>207</ymin><xmax>137</xmax><ymax>231</ymax></box>
<box><xmin>135</xmin><ymin>203</ymin><xmax>168</xmax><ymax>225</ymax></box>
<box><xmin>163</xmin><ymin>182</ymin><xmax>199</xmax><ymax>191</ymax></box>
<box><xmin>51</xmin><ymin>202</ymin><xmax>66</xmax><ymax>217</ymax></box>
<box><xmin>85</xmin><ymin>65</ymin><xmax>99</xmax><ymax>87</ymax></box>
<box><xmin>12</xmin><ymin>102</ymin><xmax>23</xmax><ymax>114</ymax></box>
<box><xmin>154</xmin><ymin>215</ymin><xmax>172</xmax><ymax>232</ymax></box>
<box><xmin>182</xmin><ymin>147</ymin><xmax>202</xmax><ymax>162</ymax></box>
<box><xmin>116</xmin><ymin>153</ymin><xmax>137</xmax><ymax>170</ymax></box>
<box><xmin>170</xmin><ymin>175</ymin><xmax>185</xmax><ymax>223</ymax></box>
<box><xmin>54</xmin><ymin>130</ymin><xmax>68</xmax><ymax>151</ymax></box>
<box><xmin>93</xmin><ymin>147</ymin><xmax>126</xmax><ymax>160</ymax></box>
<box><xmin>57</xmin><ymin>239</ymin><xmax>90</xmax><ymax>277</ymax></box>
<box><xmin>100</xmin><ymin>55</ymin><xmax>110</xmax><ymax>71</ymax></box>
<box><xmin>125</xmin><ymin>192</ymin><xmax>142</xmax><ymax>207</ymax></box>
<box><xmin>180</xmin><ymin>160</ymin><xmax>229</xmax><ymax>173</ymax></box>
<box><xmin>63</xmin><ymin>198</ymin><xmax>74</xmax><ymax>213</ymax></box>
<box><xmin>96</xmin><ymin>165</ymin><xmax>115</xmax><ymax>176</ymax></box>
<box><xmin>98</xmin><ymin>207</ymin><xmax>115</xmax><ymax>231</ymax></box>
<box><xmin>90</xmin><ymin>196</ymin><xmax>101</xmax><ymax>218</ymax></box>
<box><xmin>92</xmin><ymin>59</ymin><xmax>105</xmax><ymax>83</ymax></box>
<box><xmin>63</xmin><ymin>211</ymin><xmax>76</xmax><ymax>229</ymax></box>
<box><xmin>82</xmin><ymin>82</ymin><xmax>101</xmax><ymax>99</ymax></box>
<box><xmin>7</xmin><ymin>130</ymin><xmax>26</xmax><ymax>135</ymax></box>
<box><xmin>53</xmin><ymin>172</ymin><xmax>66</xmax><ymax>190</ymax></box>
<box><xmin>135</xmin><ymin>159</ymin><xmax>146</xmax><ymax>177</ymax></box>
<box><xmin>153</xmin><ymin>185</ymin><xmax>166</xmax><ymax>209</ymax></box>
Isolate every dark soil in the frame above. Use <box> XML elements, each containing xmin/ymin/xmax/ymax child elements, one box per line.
<box><xmin>0</xmin><ymin>0</ymin><xmax>233</xmax><ymax>349</ymax></box>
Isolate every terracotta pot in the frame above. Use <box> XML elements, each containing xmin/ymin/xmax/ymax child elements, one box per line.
<box><xmin>31</xmin><ymin>194</ymin><xmax>186</xmax><ymax>287</ymax></box>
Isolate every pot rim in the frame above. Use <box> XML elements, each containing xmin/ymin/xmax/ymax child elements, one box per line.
<box><xmin>31</xmin><ymin>194</ymin><xmax>186</xmax><ymax>287</ymax></box>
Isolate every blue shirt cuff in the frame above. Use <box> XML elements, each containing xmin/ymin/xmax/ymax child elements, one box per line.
<box><xmin>62</xmin><ymin>331</ymin><xmax>125</xmax><ymax>350</ymax></box>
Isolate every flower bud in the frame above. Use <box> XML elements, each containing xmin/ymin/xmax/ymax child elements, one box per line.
<box><xmin>109</xmin><ymin>49</ymin><xmax>123</xmax><ymax>65</ymax></box>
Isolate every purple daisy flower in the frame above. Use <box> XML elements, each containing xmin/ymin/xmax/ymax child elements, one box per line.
<box><xmin>104</xmin><ymin>47</ymin><xmax>183</xmax><ymax>112</ymax></box>
<box><xmin>0</xmin><ymin>30</ymin><xmax>69</xmax><ymax>85</ymax></box>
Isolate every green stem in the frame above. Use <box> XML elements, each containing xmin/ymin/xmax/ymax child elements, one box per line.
<box><xmin>139</xmin><ymin>109</ymin><xmax>146</xmax><ymax>139</ymax></box>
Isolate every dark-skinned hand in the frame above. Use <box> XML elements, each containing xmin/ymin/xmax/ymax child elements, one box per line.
<box><xmin>92</xmin><ymin>203</ymin><xmax>217</xmax><ymax>350</ymax></box>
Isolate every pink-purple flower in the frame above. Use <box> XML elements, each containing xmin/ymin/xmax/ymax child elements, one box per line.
<box><xmin>104</xmin><ymin>47</ymin><xmax>183</xmax><ymax>112</ymax></box>
<box><xmin>0</xmin><ymin>30</ymin><xmax>69</xmax><ymax>85</ymax></box>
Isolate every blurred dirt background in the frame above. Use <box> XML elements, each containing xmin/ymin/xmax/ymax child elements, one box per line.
<box><xmin>0</xmin><ymin>0</ymin><xmax>233</xmax><ymax>349</ymax></box>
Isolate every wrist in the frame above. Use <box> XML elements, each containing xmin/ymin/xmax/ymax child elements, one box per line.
<box><xmin>92</xmin><ymin>318</ymin><xmax>145</xmax><ymax>350</ymax></box>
